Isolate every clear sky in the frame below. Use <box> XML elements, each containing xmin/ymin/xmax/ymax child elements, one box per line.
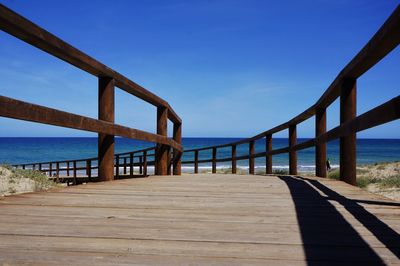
<box><xmin>0</xmin><ymin>0</ymin><xmax>399</xmax><ymax>138</ymax></box>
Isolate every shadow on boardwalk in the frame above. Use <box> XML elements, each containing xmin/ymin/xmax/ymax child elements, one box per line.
<box><xmin>278</xmin><ymin>175</ymin><xmax>400</xmax><ymax>265</ymax></box>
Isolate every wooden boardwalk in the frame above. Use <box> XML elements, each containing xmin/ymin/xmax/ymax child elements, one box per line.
<box><xmin>0</xmin><ymin>174</ymin><xmax>399</xmax><ymax>265</ymax></box>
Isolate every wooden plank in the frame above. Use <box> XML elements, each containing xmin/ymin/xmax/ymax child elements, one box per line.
<box><xmin>0</xmin><ymin>174</ymin><xmax>399</xmax><ymax>264</ymax></box>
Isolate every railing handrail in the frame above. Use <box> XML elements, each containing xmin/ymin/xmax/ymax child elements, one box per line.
<box><xmin>184</xmin><ymin>5</ymin><xmax>400</xmax><ymax>154</ymax></box>
<box><xmin>0</xmin><ymin>4</ymin><xmax>181</xmax><ymax>124</ymax></box>
<box><xmin>0</xmin><ymin>4</ymin><xmax>183</xmax><ymax>179</ymax></box>
<box><xmin>182</xmin><ymin>5</ymin><xmax>400</xmax><ymax>186</ymax></box>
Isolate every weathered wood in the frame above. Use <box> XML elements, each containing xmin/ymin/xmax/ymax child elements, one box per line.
<box><xmin>143</xmin><ymin>151</ymin><xmax>148</xmax><ymax>176</ymax></box>
<box><xmin>194</xmin><ymin>150</ymin><xmax>199</xmax><ymax>174</ymax></box>
<box><xmin>86</xmin><ymin>160</ymin><xmax>91</xmax><ymax>181</ymax></box>
<box><xmin>98</xmin><ymin>77</ymin><xmax>115</xmax><ymax>182</ymax></box>
<box><xmin>0</xmin><ymin>96</ymin><xmax>181</xmax><ymax>151</ymax></box>
<box><xmin>315</xmin><ymin>107</ymin><xmax>327</xmax><ymax>178</ymax></box>
<box><xmin>155</xmin><ymin>107</ymin><xmax>168</xmax><ymax>175</ymax></box>
<box><xmin>0</xmin><ymin>174</ymin><xmax>399</xmax><ymax>264</ymax></box>
<box><xmin>266</xmin><ymin>134</ymin><xmax>272</xmax><ymax>174</ymax></box>
<box><xmin>289</xmin><ymin>125</ymin><xmax>297</xmax><ymax>175</ymax></box>
<box><xmin>0</xmin><ymin>4</ymin><xmax>181</xmax><ymax>124</ymax></box>
<box><xmin>173</xmin><ymin>123</ymin><xmax>182</xmax><ymax>175</ymax></box>
<box><xmin>115</xmin><ymin>155</ymin><xmax>120</xmax><ymax>179</ymax></box>
<box><xmin>123</xmin><ymin>158</ymin><xmax>127</xmax><ymax>175</ymax></box>
<box><xmin>232</xmin><ymin>145</ymin><xmax>237</xmax><ymax>174</ymax></box>
<box><xmin>212</xmin><ymin>148</ymin><xmax>217</xmax><ymax>174</ymax></box>
<box><xmin>139</xmin><ymin>156</ymin><xmax>143</xmax><ymax>175</ymax></box>
<box><xmin>129</xmin><ymin>153</ymin><xmax>134</xmax><ymax>176</ymax></box>
<box><xmin>340</xmin><ymin>79</ymin><xmax>357</xmax><ymax>185</ymax></box>
<box><xmin>73</xmin><ymin>161</ymin><xmax>77</xmax><ymax>185</ymax></box>
<box><xmin>249</xmin><ymin>141</ymin><xmax>255</xmax><ymax>174</ymax></box>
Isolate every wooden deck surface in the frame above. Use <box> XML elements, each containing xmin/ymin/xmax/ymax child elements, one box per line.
<box><xmin>0</xmin><ymin>174</ymin><xmax>399</xmax><ymax>265</ymax></box>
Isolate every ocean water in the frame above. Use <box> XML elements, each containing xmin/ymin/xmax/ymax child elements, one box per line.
<box><xmin>0</xmin><ymin>137</ymin><xmax>399</xmax><ymax>172</ymax></box>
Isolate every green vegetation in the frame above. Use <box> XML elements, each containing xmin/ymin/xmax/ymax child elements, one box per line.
<box><xmin>378</xmin><ymin>175</ymin><xmax>400</xmax><ymax>188</ymax></box>
<box><xmin>1</xmin><ymin>164</ymin><xmax>56</xmax><ymax>193</ymax></box>
<box><xmin>328</xmin><ymin>169</ymin><xmax>340</xmax><ymax>180</ymax></box>
<box><xmin>272</xmin><ymin>169</ymin><xmax>289</xmax><ymax>175</ymax></box>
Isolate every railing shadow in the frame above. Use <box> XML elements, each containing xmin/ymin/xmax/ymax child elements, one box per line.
<box><xmin>297</xmin><ymin>176</ymin><xmax>400</xmax><ymax>258</ymax></box>
<box><xmin>277</xmin><ymin>175</ymin><xmax>393</xmax><ymax>265</ymax></box>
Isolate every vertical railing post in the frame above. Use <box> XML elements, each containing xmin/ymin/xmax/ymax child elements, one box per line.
<box><xmin>212</xmin><ymin>148</ymin><xmax>217</xmax><ymax>174</ymax></box>
<box><xmin>123</xmin><ymin>157</ymin><xmax>127</xmax><ymax>175</ymax></box>
<box><xmin>194</xmin><ymin>150</ymin><xmax>199</xmax><ymax>174</ymax></box>
<box><xmin>173</xmin><ymin>122</ymin><xmax>182</xmax><ymax>175</ymax></box>
<box><xmin>232</xmin><ymin>145</ymin><xmax>237</xmax><ymax>174</ymax></box>
<box><xmin>167</xmin><ymin>148</ymin><xmax>172</xmax><ymax>176</ymax></box>
<box><xmin>130</xmin><ymin>153</ymin><xmax>134</xmax><ymax>176</ymax></box>
<box><xmin>73</xmin><ymin>160</ymin><xmax>77</xmax><ymax>185</ymax></box>
<box><xmin>249</xmin><ymin>141</ymin><xmax>255</xmax><ymax>174</ymax></box>
<box><xmin>56</xmin><ymin>162</ymin><xmax>60</xmax><ymax>177</ymax></box>
<box><xmin>98</xmin><ymin>76</ymin><xmax>115</xmax><ymax>181</ymax></box>
<box><xmin>316</xmin><ymin>107</ymin><xmax>327</xmax><ymax>177</ymax></box>
<box><xmin>56</xmin><ymin>162</ymin><xmax>60</xmax><ymax>183</ymax></box>
<box><xmin>340</xmin><ymin>78</ymin><xmax>357</xmax><ymax>185</ymax></box>
<box><xmin>49</xmin><ymin>163</ymin><xmax>52</xmax><ymax>177</ymax></box>
<box><xmin>86</xmin><ymin>160</ymin><xmax>91</xmax><ymax>181</ymax></box>
<box><xmin>22</xmin><ymin>164</ymin><xmax>25</xmax><ymax>170</ymax></box>
<box><xmin>143</xmin><ymin>151</ymin><xmax>148</xmax><ymax>176</ymax></box>
<box><xmin>39</xmin><ymin>163</ymin><xmax>42</xmax><ymax>172</ymax></box>
<box><xmin>266</xmin><ymin>134</ymin><xmax>272</xmax><ymax>174</ymax></box>
<box><xmin>139</xmin><ymin>156</ymin><xmax>143</xmax><ymax>174</ymax></box>
<box><xmin>155</xmin><ymin>106</ymin><xmax>168</xmax><ymax>175</ymax></box>
<box><xmin>115</xmin><ymin>155</ymin><xmax>120</xmax><ymax>179</ymax></box>
<box><xmin>67</xmin><ymin>161</ymin><xmax>70</xmax><ymax>176</ymax></box>
<box><xmin>289</xmin><ymin>125</ymin><xmax>297</xmax><ymax>175</ymax></box>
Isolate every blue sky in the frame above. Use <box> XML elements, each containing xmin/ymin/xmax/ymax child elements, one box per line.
<box><xmin>0</xmin><ymin>0</ymin><xmax>399</xmax><ymax>138</ymax></box>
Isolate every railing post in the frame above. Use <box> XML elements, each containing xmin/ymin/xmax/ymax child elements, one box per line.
<box><xmin>22</xmin><ymin>164</ymin><xmax>25</xmax><ymax>170</ymax></box>
<box><xmin>232</xmin><ymin>145</ymin><xmax>237</xmax><ymax>174</ymax></box>
<box><xmin>86</xmin><ymin>160</ymin><xmax>91</xmax><ymax>181</ymax></box>
<box><xmin>115</xmin><ymin>155</ymin><xmax>120</xmax><ymax>179</ymax></box>
<box><xmin>143</xmin><ymin>151</ymin><xmax>148</xmax><ymax>176</ymax></box>
<box><xmin>32</xmin><ymin>164</ymin><xmax>35</xmax><ymax>171</ymax></box>
<box><xmin>266</xmin><ymin>134</ymin><xmax>272</xmax><ymax>174</ymax></box>
<box><xmin>155</xmin><ymin>106</ymin><xmax>168</xmax><ymax>175</ymax></box>
<box><xmin>98</xmin><ymin>76</ymin><xmax>115</xmax><ymax>181</ymax></box>
<box><xmin>316</xmin><ymin>107</ymin><xmax>327</xmax><ymax>177</ymax></box>
<box><xmin>212</xmin><ymin>148</ymin><xmax>217</xmax><ymax>174</ymax></box>
<box><xmin>340</xmin><ymin>78</ymin><xmax>357</xmax><ymax>185</ymax></box>
<box><xmin>73</xmin><ymin>160</ymin><xmax>77</xmax><ymax>185</ymax></box>
<box><xmin>167</xmin><ymin>148</ymin><xmax>172</xmax><ymax>176</ymax></box>
<box><xmin>56</xmin><ymin>162</ymin><xmax>60</xmax><ymax>177</ymax></box>
<box><xmin>289</xmin><ymin>125</ymin><xmax>297</xmax><ymax>175</ymax></box>
<box><xmin>173</xmin><ymin>122</ymin><xmax>182</xmax><ymax>175</ymax></box>
<box><xmin>130</xmin><ymin>153</ymin><xmax>134</xmax><ymax>176</ymax></box>
<box><xmin>194</xmin><ymin>150</ymin><xmax>199</xmax><ymax>174</ymax></box>
<box><xmin>123</xmin><ymin>157</ymin><xmax>127</xmax><ymax>175</ymax></box>
<box><xmin>49</xmin><ymin>163</ymin><xmax>52</xmax><ymax>177</ymax></box>
<box><xmin>139</xmin><ymin>156</ymin><xmax>143</xmax><ymax>174</ymax></box>
<box><xmin>39</xmin><ymin>163</ymin><xmax>42</xmax><ymax>172</ymax></box>
<box><xmin>249</xmin><ymin>141</ymin><xmax>255</xmax><ymax>174</ymax></box>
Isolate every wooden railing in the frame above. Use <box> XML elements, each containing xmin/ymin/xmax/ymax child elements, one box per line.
<box><xmin>181</xmin><ymin>5</ymin><xmax>400</xmax><ymax>185</ymax></box>
<box><xmin>0</xmin><ymin>4</ymin><xmax>182</xmax><ymax>180</ymax></box>
<box><xmin>12</xmin><ymin>147</ymin><xmax>157</xmax><ymax>185</ymax></box>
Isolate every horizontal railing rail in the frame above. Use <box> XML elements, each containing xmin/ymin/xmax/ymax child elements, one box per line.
<box><xmin>182</xmin><ymin>5</ymin><xmax>400</xmax><ymax>185</ymax></box>
<box><xmin>12</xmin><ymin>147</ymin><xmax>159</xmax><ymax>184</ymax></box>
<box><xmin>0</xmin><ymin>4</ymin><xmax>183</xmax><ymax>179</ymax></box>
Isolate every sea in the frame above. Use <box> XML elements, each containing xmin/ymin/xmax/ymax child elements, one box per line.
<box><xmin>0</xmin><ymin>137</ymin><xmax>399</xmax><ymax>173</ymax></box>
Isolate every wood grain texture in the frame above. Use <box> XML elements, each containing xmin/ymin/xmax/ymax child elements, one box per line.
<box><xmin>0</xmin><ymin>174</ymin><xmax>399</xmax><ymax>265</ymax></box>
